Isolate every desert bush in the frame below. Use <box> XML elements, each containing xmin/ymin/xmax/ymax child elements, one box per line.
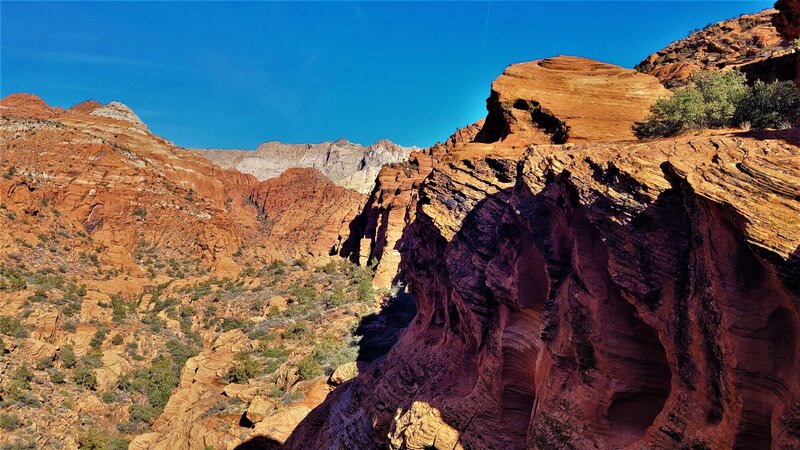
<box><xmin>734</xmin><ymin>80</ymin><xmax>800</xmax><ymax>128</ymax></box>
<box><xmin>76</xmin><ymin>428</ymin><xmax>129</xmax><ymax>450</ymax></box>
<box><xmin>224</xmin><ymin>351</ymin><xmax>260</xmax><ymax>384</ymax></box>
<box><xmin>221</xmin><ymin>317</ymin><xmax>248</xmax><ymax>332</ymax></box>
<box><xmin>297</xmin><ymin>353</ymin><xmax>323</xmax><ymax>380</ymax></box>
<box><xmin>282</xmin><ymin>321</ymin><xmax>308</xmax><ymax>340</ymax></box>
<box><xmin>111</xmin><ymin>334</ymin><xmax>123</xmax><ymax>345</ymax></box>
<box><xmin>0</xmin><ymin>265</ymin><xmax>26</xmax><ymax>292</ymax></box>
<box><xmin>0</xmin><ymin>316</ymin><xmax>28</xmax><ymax>338</ymax></box>
<box><xmin>60</xmin><ymin>345</ymin><xmax>77</xmax><ymax>368</ymax></box>
<box><xmin>325</xmin><ymin>283</ymin><xmax>347</xmax><ymax>309</ymax></box>
<box><xmin>129</xmin><ymin>402</ymin><xmax>160</xmax><ymax>425</ymax></box>
<box><xmin>165</xmin><ymin>339</ymin><xmax>199</xmax><ymax>369</ymax></box>
<box><xmin>0</xmin><ymin>413</ymin><xmax>22</xmax><ymax>431</ymax></box>
<box><xmin>124</xmin><ymin>356</ymin><xmax>178</xmax><ymax>409</ymax></box>
<box><xmin>73</xmin><ymin>364</ymin><xmax>98</xmax><ymax>390</ymax></box>
<box><xmin>309</xmin><ymin>335</ymin><xmax>358</xmax><ymax>376</ymax></box>
<box><xmin>635</xmin><ymin>70</ymin><xmax>800</xmax><ymax>138</ymax></box>
<box><xmin>49</xmin><ymin>370</ymin><xmax>66</xmax><ymax>384</ymax></box>
<box><xmin>90</xmin><ymin>327</ymin><xmax>108</xmax><ymax>349</ymax></box>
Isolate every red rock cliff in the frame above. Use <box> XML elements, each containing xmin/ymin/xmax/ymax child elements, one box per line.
<box><xmin>284</xmin><ymin>57</ymin><xmax>800</xmax><ymax>449</ymax></box>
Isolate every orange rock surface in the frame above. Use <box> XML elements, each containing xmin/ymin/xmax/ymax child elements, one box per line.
<box><xmin>248</xmin><ymin>168</ymin><xmax>366</xmax><ymax>258</ymax></box>
<box><xmin>637</xmin><ymin>10</ymin><xmax>797</xmax><ymax>88</ymax></box>
<box><xmin>0</xmin><ymin>94</ymin><xmax>366</xmax><ymax>272</ymax></box>
<box><xmin>285</xmin><ymin>55</ymin><xmax>800</xmax><ymax>450</ymax></box>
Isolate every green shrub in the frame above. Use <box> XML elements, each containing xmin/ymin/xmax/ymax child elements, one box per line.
<box><xmin>325</xmin><ymin>284</ymin><xmax>347</xmax><ymax>309</ymax></box>
<box><xmin>90</xmin><ymin>327</ymin><xmax>108</xmax><ymax>349</ymax></box>
<box><xmin>35</xmin><ymin>356</ymin><xmax>53</xmax><ymax>370</ymax></box>
<box><xmin>129</xmin><ymin>402</ymin><xmax>160</xmax><ymax>425</ymax></box>
<box><xmin>735</xmin><ymin>80</ymin><xmax>800</xmax><ymax>128</ymax></box>
<box><xmin>73</xmin><ymin>364</ymin><xmax>98</xmax><ymax>390</ymax></box>
<box><xmin>81</xmin><ymin>351</ymin><xmax>103</xmax><ymax>369</ymax></box>
<box><xmin>123</xmin><ymin>356</ymin><xmax>179</xmax><ymax>410</ymax></box>
<box><xmin>0</xmin><ymin>316</ymin><xmax>28</xmax><ymax>338</ymax></box>
<box><xmin>76</xmin><ymin>428</ymin><xmax>129</xmax><ymax>450</ymax></box>
<box><xmin>60</xmin><ymin>345</ymin><xmax>77</xmax><ymax>368</ymax></box>
<box><xmin>0</xmin><ymin>413</ymin><xmax>22</xmax><ymax>431</ymax></box>
<box><xmin>221</xmin><ymin>317</ymin><xmax>248</xmax><ymax>332</ymax></box>
<box><xmin>297</xmin><ymin>354</ymin><xmax>322</xmax><ymax>380</ymax></box>
<box><xmin>282</xmin><ymin>321</ymin><xmax>308</xmax><ymax>340</ymax></box>
<box><xmin>311</xmin><ymin>335</ymin><xmax>358</xmax><ymax>376</ymax></box>
<box><xmin>111</xmin><ymin>334</ymin><xmax>123</xmax><ymax>345</ymax></box>
<box><xmin>223</xmin><ymin>351</ymin><xmax>260</xmax><ymax>384</ymax></box>
<box><xmin>635</xmin><ymin>70</ymin><xmax>800</xmax><ymax>138</ymax></box>
<box><xmin>49</xmin><ymin>370</ymin><xmax>66</xmax><ymax>384</ymax></box>
<box><xmin>165</xmin><ymin>339</ymin><xmax>199</xmax><ymax>369</ymax></box>
<box><xmin>101</xmin><ymin>391</ymin><xmax>116</xmax><ymax>404</ymax></box>
<box><xmin>0</xmin><ymin>265</ymin><xmax>26</xmax><ymax>292</ymax></box>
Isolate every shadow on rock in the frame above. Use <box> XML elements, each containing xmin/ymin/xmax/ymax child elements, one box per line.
<box><xmin>355</xmin><ymin>288</ymin><xmax>417</xmax><ymax>363</ymax></box>
<box><xmin>233</xmin><ymin>436</ymin><xmax>282</xmax><ymax>450</ymax></box>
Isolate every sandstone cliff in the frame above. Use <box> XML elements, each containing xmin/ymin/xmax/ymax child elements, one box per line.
<box><xmin>343</xmin><ymin>56</ymin><xmax>669</xmax><ymax>290</ymax></box>
<box><xmin>195</xmin><ymin>138</ymin><xmax>415</xmax><ymax>194</ymax></box>
<box><xmin>284</xmin><ymin>56</ymin><xmax>800</xmax><ymax>450</ymax></box>
<box><xmin>637</xmin><ymin>10</ymin><xmax>797</xmax><ymax>88</ymax></box>
<box><xmin>248</xmin><ymin>168</ymin><xmax>366</xmax><ymax>258</ymax></box>
<box><xmin>339</xmin><ymin>121</ymin><xmax>483</xmax><ymax>290</ymax></box>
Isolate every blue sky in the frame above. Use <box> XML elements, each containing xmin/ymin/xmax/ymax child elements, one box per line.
<box><xmin>2</xmin><ymin>1</ymin><xmax>774</xmax><ymax>149</ymax></box>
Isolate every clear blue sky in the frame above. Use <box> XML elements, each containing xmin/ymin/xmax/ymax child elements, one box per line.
<box><xmin>1</xmin><ymin>1</ymin><xmax>774</xmax><ymax>149</ymax></box>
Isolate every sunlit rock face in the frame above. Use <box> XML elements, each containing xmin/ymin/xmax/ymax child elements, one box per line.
<box><xmin>195</xmin><ymin>138</ymin><xmax>415</xmax><ymax>194</ymax></box>
<box><xmin>284</xmin><ymin>56</ymin><xmax>800</xmax><ymax>450</ymax></box>
<box><xmin>637</xmin><ymin>9</ymin><xmax>796</xmax><ymax>88</ymax></box>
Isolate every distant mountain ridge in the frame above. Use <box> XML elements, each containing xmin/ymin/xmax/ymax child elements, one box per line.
<box><xmin>194</xmin><ymin>138</ymin><xmax>416</xmax><ymax>194</ymax></box>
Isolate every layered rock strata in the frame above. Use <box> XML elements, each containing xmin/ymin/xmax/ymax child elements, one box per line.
<box><xmin>284</xmin><ymin>56</ymin><xmax>800</xmax><ymax>450</ymax></box>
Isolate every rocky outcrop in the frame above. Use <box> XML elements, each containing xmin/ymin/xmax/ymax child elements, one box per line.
<box><xmin>248</xmin><ymin>168</ymin><xmax>367</xmax><ymax>258</ymax></box>
<box><xmin>637</xmin><ymin>10</ymin><xmax>797</xmax><ymax>88</ymax></box>
<box><xmin>475</xmin><ymin>56</ymin><xmax>670</xmax><ymax>144</ymax></box>
<box><xmin>195</xmin><ymin>138</ymin><xmax>415</xmax><ymax>194</ymax></box>
<box><xmin>343</xmin><ymin>56</ymin><xmax>668</xmax><ymax>290</ymax></box>
<box><xmin>339</xmin><ymin>121</ymin><xmax>483</xmax><ymax>289</ymax></box>
<box><xmin>284</xmin><ymin>56</ymin><xmax>800</xmax><ymax>450</ymax></box>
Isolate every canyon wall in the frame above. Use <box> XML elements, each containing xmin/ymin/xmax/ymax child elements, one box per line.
<box><xmin>285</xmin><ymin>56</ymin><xmax>800</xmax><ymax>449</ymax></box>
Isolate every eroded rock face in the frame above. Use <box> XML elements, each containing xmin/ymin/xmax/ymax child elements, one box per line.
<box><xmin>476</xmin><ymin>56</ymin><xmax>670</xmax><ymax>144</ymax></box>
<box><xmin>248</xmin><ymin>168</ymin><xmax>367</xmax><ymax>258</ymax></box>
<box><xmin>284</xmin><ymin>57</ymin><xmax>800</xmax><ymax>450</ymax></box>
<box><xmin>195</xmin><ymin>138</ymin><xmax>415</xmax><ymax>194</ymax></box>
<box><xmin>0</xmin><ymin>93</ymin><xmax>264</xmax><ymax>275</ymax></box>
<box><xmin>637</xmin><ymin>10</ymin><xmax>796</xmax><ymax>88</ymax></box>
<box><xmin>774</xmin><ymin>0</ymin><xmax>800</xmax><ymax>39</ymax></box>
<box><xmin>339</xmin><ymin>121</ymin><xmax>483</xmax><ymax>289</ymax></box>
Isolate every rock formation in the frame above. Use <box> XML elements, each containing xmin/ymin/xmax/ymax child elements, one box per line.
<box><xmin>0</xmin><ymin>93</ymin><xmax>263</xmax><ymax>276</ymax></box>
<box><xmin>343</xmin><ymin>56</ymin><xmax>669</xmax><ymax>290</ymax></box>
<box><xmin>774</xmin><ymin>0</ymin><xmax>800</xmax><ymax>85</ymax></box>
<box><xmin>637</xmin><ymin>10</ymin><xmax>796</xmax><ymax>88</ymax></box>
<box><xmin>0</xmin><ymin>94</ymin><xmax>367</xmax><ymax>270</ymax></box>
<box><xmin>248</xmin><ymin>168</ymin><xmax>366</xmax><ymax>258</ymax></box>
<box><xmin>195</xmin><ymin>138</ymin><xmax>415</xmax><ymax>194</ymax></box>
<box><xmin>284</xmin><ymin>56</ymin><xmax>800</xmax><ymax>450</ymax></box>
<box><xmin>339</xmin><ymin>121</ymin><xmax>483</xmax><ymax>289</ymax></box>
